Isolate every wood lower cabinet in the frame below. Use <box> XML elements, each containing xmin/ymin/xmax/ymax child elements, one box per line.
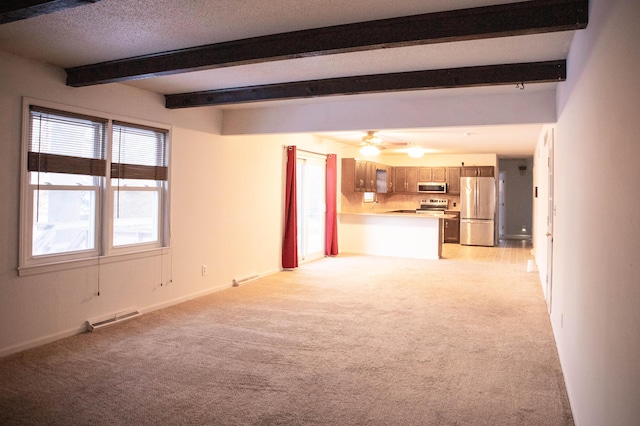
<box><xmin>443</xmin><ymin>211</ymin><xmax>460</xmax><ymax>243</ymax></box>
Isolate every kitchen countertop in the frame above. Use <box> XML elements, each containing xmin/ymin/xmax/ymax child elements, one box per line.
<box><xmin>340</xmin><ymin>211</ymin><xmax>458</xmax><ymax>219</ymax></box>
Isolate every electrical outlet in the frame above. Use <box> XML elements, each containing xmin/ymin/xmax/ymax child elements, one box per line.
<box><xmin>201</xmin><ymin>265</ymin><xmax>207</xmax><ymax>276</ymax></box>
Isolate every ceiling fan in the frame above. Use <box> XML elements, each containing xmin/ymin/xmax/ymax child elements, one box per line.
<box><xmin>358</xmin><ymin>130</ymin><xmax>408</xmax><ymax>156</ymax></box>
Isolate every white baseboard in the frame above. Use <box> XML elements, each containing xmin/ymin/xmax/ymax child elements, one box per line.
<box><xmin>0</xmin><ymin>325</ymin><xmax>87</xmax><ymax>358</ymax></box>
<box><xmin>0</xmin><ymin>268</ymin><xmax>281</xmax><ymax>359</ymax></box>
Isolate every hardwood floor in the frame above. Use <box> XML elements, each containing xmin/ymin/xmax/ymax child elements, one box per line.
<box><xmin>442</xmin><ymin>238</ymin><xmax>534</xmax><ymax>264</ymax></box>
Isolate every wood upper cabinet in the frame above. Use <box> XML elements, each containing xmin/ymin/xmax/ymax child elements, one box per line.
<box><xmin>342</xmin><ymin>158</ymin><xmax>384</xmax><ymax>193</ymax></box>
<box><xmin>354</xmin><ymin>159</ymin><xmax>367</xmax><ymax>191</ymax></box>
<box><xmin>365</xmin><ymin>161</ymin><xmax>376</xmax><ymax>192</ymax></box>
<box><xmin>446</xmin><ymin>167</ymin><xmax>461</xmax><ymax>195</ymax></box>
<box><xmin>343</xmin><ymin>159</ymin><xmax>493</xmax><ymax>195</ymax></box>
<box><xmin>418</xmin><ymin>167</ymin><xmax>446</xmax><ymax>182</ymax></box>
<box><xmin>406</xmin><ymin>167</ymin><xmax>418</xmax><ymax>192</ymax></box>
<box><xmin>394</xmin><ymin>167</ymin><xmax>418</xmax><ymax>193</ymax></box>
<box><xmin>342</xmin><ymin>158</ymin><xmax>366</xmax><ymax>193</ymax></box>
<box><xmin>418</xmin><ymin>167</ymin><xmax>431</xmax><ymax>182</ymax></box>
<box><xmin>477</xmin><ymin>166</ymin><xmax>495</xmax><ymax>177</ymax></box>
<box><xmin>462</xmin><ymin>166</ymin><xmax>495</xmax><ymax>177</ymax></box>
<box><xmin>386</xmin><ymin>166</ymin><xmax>394</xmax><ymax>192</ymax></box>
<box><xmin>393</xmin><ymin>167</ymin><xmax>406</xmax><ymax>193</ymax></box>
<box><xmin>375</xmin><ymin>164</ymin><xmax>393</xmax><ymax>193</ymax></box>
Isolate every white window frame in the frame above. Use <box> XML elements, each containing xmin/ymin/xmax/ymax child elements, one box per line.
<box><xmin>26</xmin><ymin>182</ymin><xmax>102</xmax><ymax>263</ymax></box>
<box><xmin>19</xmin><ymin>98</ymin><xmax>171</xmax><ymax>276</ymax></box>
<box><xmin>108</xmin><ymin>184</ymin><xmax>164</xmax><ymax>254</ymax></box>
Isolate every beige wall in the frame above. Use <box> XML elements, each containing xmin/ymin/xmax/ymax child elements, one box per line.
<box><xmin>0</xmin><ymin>51</ymin><xmax>342</xmax><ymax>356</ymax></box>
<box><xmin>548</xmin><ymin>0</ymin><xmax>640</xmax><ymax>424</ymax></box>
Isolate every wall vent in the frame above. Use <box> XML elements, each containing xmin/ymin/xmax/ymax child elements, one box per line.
<box><xmin>87</xmin><ymin>308</ymin><xmax>140</xmax><ymax>332</ymax></box>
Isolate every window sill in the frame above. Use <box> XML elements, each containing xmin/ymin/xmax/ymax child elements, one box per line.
<box><xmin>18</xmin><ymin>247</ymin><xmax>171</xmax><ymax>277</ymax></box>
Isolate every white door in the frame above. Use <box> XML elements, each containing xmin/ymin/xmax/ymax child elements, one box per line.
<box><xmin>296</xmin><ymin>155</ymin><xmax>326</xmax><ymax>262</ymax></box>
<box><xmin>546</xmin><ymin>130</ymin><xmax>555</xmax><ymax>313</ymax></box>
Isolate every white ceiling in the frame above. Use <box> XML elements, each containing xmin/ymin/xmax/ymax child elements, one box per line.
<box><xmin>0</xmin><ymin>0</ymin><xmax>576</xmax><ymax>156</ymax></box>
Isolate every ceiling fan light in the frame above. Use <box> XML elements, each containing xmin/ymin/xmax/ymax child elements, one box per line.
<box><xmin>407</xmin><ymin>147</ymin><xmax>425</xmax><ymax>158</ymax></box>
<box><xmin>360</xmin><ymin>144</ymin><xmax>381</xmax><ymax>156</ymax></box>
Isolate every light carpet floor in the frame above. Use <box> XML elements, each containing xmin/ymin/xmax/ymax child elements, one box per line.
<box><xmin>0</xmin><ymin>242</ymin><xmax>573</xmax><ymax>425</ymax></box>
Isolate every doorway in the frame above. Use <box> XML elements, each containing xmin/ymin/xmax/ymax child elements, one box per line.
<box><xmin>498</xmin><ymin>172</ymin><xmax>506</xmax><ymax>239</ymax></box>
<box><xmin>296</xmin><ymin>154</ymin><xmax>326</xmax><ymax>262</ymax></box>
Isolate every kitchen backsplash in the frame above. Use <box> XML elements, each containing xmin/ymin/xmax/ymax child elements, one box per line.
<box><xmin>340</xmin><ymin>192</ymin><xmax>461</xmax><ymax>213</ymax></box>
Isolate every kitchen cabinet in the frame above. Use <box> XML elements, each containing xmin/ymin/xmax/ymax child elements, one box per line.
<box><xmin>462</xmin><ymin>166</ymin><xmax>494</xmax><ymax>177</ymax></box>
<box><xmin>446</xmin><ymin>167</ymin><xmax>461</xmax><ymax>195</ymax></box>
<box><xmin>343</xmin><ymin>159</ymin><xmax>493</xmax><ymax>195</ymax></box>
<box><xmin>418</xmin><ymin>167</ymin><xmax>446</xmax><ymax>182</ymax></box>
<box><xmin>365</xmin><ymin>161</ymin><xmax>376</xmax><ymax>192</ymax></box>
<box><xmin>375</xmin><ymin>164</ymin><xmax>393</xmax><ymax>193</ymax></box>
<box><xmin>444</xmin><ymin>211</ymin><xmax>460</xmax><ymax>243</ymax></box>
<box><xmin>342</xmin><ymin>158</ymin><xmax>384</xmax><ymax>193</ymax></box>
<box><xmin>354</xmin><ymin>159</ymin><xmax>367</xmax><ymax>191</ymax></box>
<box><xmin>385</xmin><ymin>166</ymin><xmax>394</xmax><ymax>192</ymax></box>
<box><xmin>393</xmin><ymin>167</ymin><xmax>418</xmax><ymax>193</ymax></box>
<box><xmin>342</xmin><ymin>158</ymin><xmax>369</xmax><ymax>193</ymax></box>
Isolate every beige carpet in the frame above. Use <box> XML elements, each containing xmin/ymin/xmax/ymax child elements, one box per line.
<box><xmin>0</xmin><ymin>244</ymin><xmax>573</xmax><ymax>425</ymax></box>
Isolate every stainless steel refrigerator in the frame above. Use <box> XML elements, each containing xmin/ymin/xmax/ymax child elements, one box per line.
<box><xmin>460</xmin><ymin>176</ymin><xmax>496</xmax><ymax>246</ymax></box>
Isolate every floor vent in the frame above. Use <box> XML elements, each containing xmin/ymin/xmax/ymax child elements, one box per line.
<box><xmin>87</xmin><ymin>309</ymin><xmax>140</xmax><ymax>332</ymax></box>
<box><xmin>232</xmin><ymin>274</ymin><xmax>260</xmax><ymax>287</ymax></box>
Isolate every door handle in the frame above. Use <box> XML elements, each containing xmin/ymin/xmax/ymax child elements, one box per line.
<box><xmin>545</xmin><ymin>232</ymin><xmax>552</xmax><ymax>237</ymax></box>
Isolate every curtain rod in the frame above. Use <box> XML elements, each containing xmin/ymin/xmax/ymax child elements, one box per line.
<box><xmin>285</xmin><ymin>145</ymin><xmax>332</xmax><ymax>157</ymax></box>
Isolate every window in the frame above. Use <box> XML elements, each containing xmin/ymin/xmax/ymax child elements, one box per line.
<box><xmin>20</xmin><ymin>103</ymin><xmax>170</xmax><ymax>271</ymax></box>
<box><xmin>111</xmin><ymin>122</ymin><xmax>168</xmax><ymax>249</ymax></box>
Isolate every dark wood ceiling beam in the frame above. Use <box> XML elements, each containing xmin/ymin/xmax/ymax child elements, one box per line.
<box><xmin>164</xmin><ymin>60</ymin><xmax>566</xmax><ymax>109</ymax></box>
<box><xmin>66</xmin><ymin>0</ymin><xmax>588</xmax><ymax>87</ymax></box>
<box><xmin>0</xmin><ymin>0</ymin><xmax>101</xmax><ymax>25</ymax></box>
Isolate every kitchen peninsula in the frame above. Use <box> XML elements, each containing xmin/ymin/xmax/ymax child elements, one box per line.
<box><xmin>339</xmin><ymin>211</ymin><xmax>455</xmax><ymax>260</ymax></box>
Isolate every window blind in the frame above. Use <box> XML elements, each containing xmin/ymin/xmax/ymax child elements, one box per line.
<box><xmin>28</xmin><ymin>106</ymin><xmax>107</xmax><ymax>176</ymax></box>
<box><xmin>111</xmin><ymin>122</ymin><xmax>168</xmax><ymax>180</ymax></box>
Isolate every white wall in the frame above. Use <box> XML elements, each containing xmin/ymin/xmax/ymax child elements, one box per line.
<box><xmin>550</xmin><ymin>0</ymin><xmax>640</xmax><ymax>424</ymax></box>
<box><xmin>222</xmin><ymin>88</ymin><xmax>557</xmax><ymax>135</ymax></box>
<box><xmin>0</xmin><ymin>51</ymin><xmax>343</xmax><ymax>356</ymax></box>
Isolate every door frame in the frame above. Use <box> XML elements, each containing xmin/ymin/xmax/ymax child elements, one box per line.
<box><xmin>296</xmin><ymin>152</ymin><xmax>326</xmax><ymax>263</ymax></box>
<box><xmin>545</xmin><ymin>129</ymin><xmax>555</xmax><ymax>313</ymax></box>
<box><xmin>498</xmin><ymin>172</ymin><xmax>506</xmax><ymax>239</ymax></box>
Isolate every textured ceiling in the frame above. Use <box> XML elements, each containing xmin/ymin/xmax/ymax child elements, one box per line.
<box><xmin>0</xmin><ymin>0</ymin><xmax>577</xmax><ymax>155</ymax></box>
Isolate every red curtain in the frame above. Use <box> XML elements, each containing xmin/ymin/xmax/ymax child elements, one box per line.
<box><xmin>282</xmin><ymin>146</ymin><xmax>298</xmax><ymax>269</ymax></box>
<box><xmin>325</xmin><ymin>154</ymin><xmax>339</xmax><ymax>256</ymax></box>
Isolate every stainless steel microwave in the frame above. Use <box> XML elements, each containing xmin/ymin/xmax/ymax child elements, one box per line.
<box><xmin>417</xmin><ymin>182</ymin><xmax>447</xmax><ymax>193</ymax></box>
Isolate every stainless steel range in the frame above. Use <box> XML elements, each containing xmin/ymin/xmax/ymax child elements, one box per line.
<box><xmin>416</xmin><ymin>198</ymin><xmax>448</xmax><ymax>214</ymax></box>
